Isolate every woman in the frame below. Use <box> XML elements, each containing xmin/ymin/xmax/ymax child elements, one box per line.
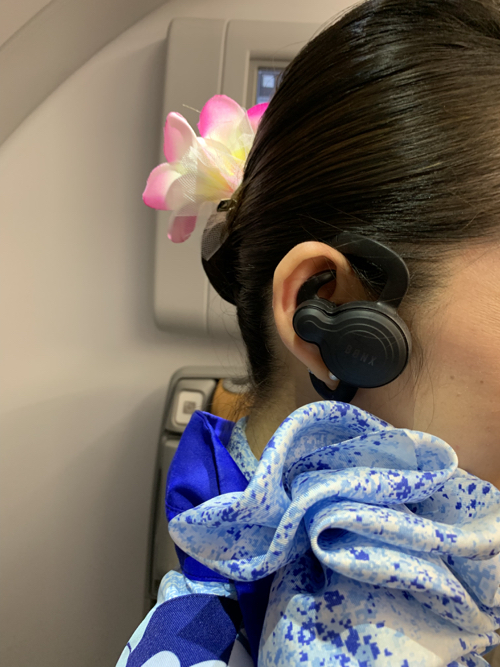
<box><xmin>117</xmin><ymin>0</ymin><xmax>500</xmax><ymax>664</ymax></box>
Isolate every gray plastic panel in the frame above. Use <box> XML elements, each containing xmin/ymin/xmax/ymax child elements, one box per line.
<box><xmin>154</xmin><ymin>18</ymin><xmax>231</xmax><ymax>336</ymax></box>
<box><xmin>166</xmin><ymin>378</ymin><xmax>218</xmax><ymax>434</ymax></box>
<box><xmin>150</xmin><ymin>433</ymin><xmax>181</xmax><ymax>599</ymax></box>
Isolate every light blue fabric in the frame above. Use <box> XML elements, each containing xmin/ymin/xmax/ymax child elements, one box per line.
<box><xmin>226</xmin><ymin>415</ymin><xmax>257</xmax><ymax>483</ymax></box>
<box><xmin>169</xmin><ymin>400</ymin><xmax>500</xmax><ymax>666</ymax></box>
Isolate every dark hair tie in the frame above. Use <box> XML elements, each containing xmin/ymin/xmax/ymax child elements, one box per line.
<box><xmin>201</xmin><ymin>199</ymin><xmax>239</xmax><ymax>306</ymax></box>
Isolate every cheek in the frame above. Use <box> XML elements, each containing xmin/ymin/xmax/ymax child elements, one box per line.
<box><xmin>420</xmin><ymin>255</ymin><xmax>500</xmax><ymax>391</ymax></box>
<box><xmin>413</xmin><ymin>296</ymin><xmax>500</xmax><ymax>483</ymax></box>
<box><xmin>425</xmin><ymin>295</ymin><xmax>500</xmax><ymax>406</ymax></box>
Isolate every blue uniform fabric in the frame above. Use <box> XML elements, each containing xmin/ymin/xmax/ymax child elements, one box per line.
<box><xmin>165</xmin><ymin>411</ymin><xmax>249</xmax><ymax>585</ymax></box>
<box><xmin>116</xmin><ymin>410</ymin><xmax>270</xmax><ymax>667</ymax></box>
<box><xmin>165</xmin><ymin>410</ymin><xmax>274</xmax><ymax>664</ymax></box>
<box><xmin>117</xmin><ymin>400</ymin><xmax>500</xmax><ymax>667</ymax></box>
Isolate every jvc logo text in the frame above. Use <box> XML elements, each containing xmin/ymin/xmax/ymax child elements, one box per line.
<box><xmin>344</xmin><ymin>345</ymin><xmax>376</xmax><ymax>366</ymax></box>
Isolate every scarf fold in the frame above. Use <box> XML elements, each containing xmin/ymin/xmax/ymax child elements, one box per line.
<box><xmin>168</xmin><ymin>401</ymin><xmax>500</xmax><ymax>666</ymax></box>
<box><xmin>166</xmin><ymin>410</ymin><xmax>273</xmax><ymax>665</ymax></box>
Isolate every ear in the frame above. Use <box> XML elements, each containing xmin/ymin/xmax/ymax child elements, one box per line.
<box><xmin>272</xmin><ymin>241</ymin><xmax>367</xmax><ymax>387</ymax></box>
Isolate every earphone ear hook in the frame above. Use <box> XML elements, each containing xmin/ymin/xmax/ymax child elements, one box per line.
<box><xmin>333</xmin><ymin>232</ymin><xmax>410</xmax><ymax>308</ymax></box>
<box><xmin>308</xmin><ymin>369</ymin><xmax>358</xmax><ymax>403</ymax></box>
<box><xmin>296</xmin><ymin>269</ymin><xmax>337</xmax><ymax>305</ymax></box>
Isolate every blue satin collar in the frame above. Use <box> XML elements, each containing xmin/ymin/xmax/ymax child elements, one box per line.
<box><xmin>165</xmin><ymin>410</ymin><xmax>272</xmax><ymax>665</ymax></box>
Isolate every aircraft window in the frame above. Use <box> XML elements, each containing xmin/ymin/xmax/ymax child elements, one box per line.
<box><xmin>255</xmin><ymin>66</ymin><xmax>286</xmax><ymax>104</ymax></box>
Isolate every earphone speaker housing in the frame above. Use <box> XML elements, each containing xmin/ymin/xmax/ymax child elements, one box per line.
<box><xmin>293</xmin><ymin>299</ymin><xmax>411</xmax><ymax>388</ymax></box>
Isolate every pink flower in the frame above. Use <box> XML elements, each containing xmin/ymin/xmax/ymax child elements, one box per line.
<box><xmin>142</xmin><ymin>95</ymin><xmax>268</xmax><ymax>242</ymax></box>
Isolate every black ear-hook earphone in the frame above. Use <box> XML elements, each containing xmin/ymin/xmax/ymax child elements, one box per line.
<box><xmin>292</xmin><ymin>232</ymin><xmax>412</xmax><ymax>403</ymax></box>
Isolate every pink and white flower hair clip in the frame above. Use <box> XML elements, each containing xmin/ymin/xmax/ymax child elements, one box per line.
<box><xmin>142</xmin><ymin>94</ymin><xmax>268</xmax><ymax>245</ymax></box>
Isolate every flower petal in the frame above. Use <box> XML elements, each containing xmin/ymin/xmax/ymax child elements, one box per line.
<box><xmin>247</xmin><ymin>102</ymin><xmax>269</xmax><ymax>133</ymax></box>
<box><xmin>197</xmin><ymin>139</ymin><xmax>243</xmax><ymax>193</ymax></box>
<box><xmin>167</xmin><ymin>214</ymin><xmax>197</xmax><ymax>243</ymax></box>
<box><xmin>142</xmin><ymin>164</ymin><xmax>181</xmax><ymax>210</ymax></box>
<box><xmin>165</xmin><ymin>173</ymin><xmax>191</xmax><ymax>211</ymax></box>
<box><xmin>198</xmin><ymin>95</ymin><xmax>245</xmax><ymax>144</ymax></box>
<box><xmin>163</xmin><ymin>112</ymin><xmax>197</xmax><ymax>163</ymax></box>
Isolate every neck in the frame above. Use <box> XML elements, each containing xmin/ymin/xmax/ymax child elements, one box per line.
<box><xmin>245</xmin><ymin>383</ymin><xmax>298</xmax><ymax>461</ymax></box>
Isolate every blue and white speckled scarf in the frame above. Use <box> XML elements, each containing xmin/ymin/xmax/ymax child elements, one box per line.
<box><xmin>167</xmin><ymin>400</ymin><xmax>500</xmax><ymax>666</ymax></box>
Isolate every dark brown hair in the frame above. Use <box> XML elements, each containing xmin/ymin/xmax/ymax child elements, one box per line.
<box><xmin>208</xmin><ymin>0</ymin><xmax>500</xmax><ymax>413</ymax></box>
